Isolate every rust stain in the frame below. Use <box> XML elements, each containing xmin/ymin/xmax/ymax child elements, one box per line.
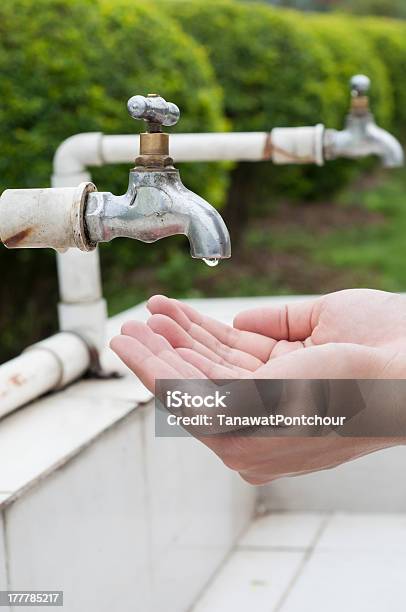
<box><xmin>262</xmin><ymin>132</ymin><xmax>314</xmax><ymax>163</ymax></box>
<box><xmin>270</xmin><ymin>143</ymin><xmax>314</xmax><ymax>163</ymax></box>
<box><xmin>4</xmin><ymin>227</ymin><xmax>33</xmax><ymax>248</ymax></box>
<box><xmin>0</xmin><ymin>373</ymin><xmax>27</xmax><ymax>400</ymax></box>
<box><xmin>8</xmin><ymin>374</ymin><xmax>26</xmax><ymax>387</ymax></box>
<box><xmin>262</xmin><ymin>132</ymin><xmax>273</xmax><ymax>160</ymax></box>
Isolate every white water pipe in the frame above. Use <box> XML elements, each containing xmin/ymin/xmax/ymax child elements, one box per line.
<box><xmin>52</xmin><ymin>131</ymin><xmax>270</xmax><ymax>180</ymax></box>
<box><xmin>0</xmin><ymin>183</ymin><xmax>96</xmax><ymax>251</ymax></box>
<box><xmin>52</xmin><ymin>128</ymin><xmax>324</xmax><ymax>181</ymax></box>
<box><xmin>0</xmin><ymin>332</ymin><xmax>91</xmax><ymax>417</ymax></box>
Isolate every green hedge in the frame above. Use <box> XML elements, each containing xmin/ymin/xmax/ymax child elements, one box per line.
<box><xmin>165</xmin><ymin>0</ymin><xmax>339</xmax><ymax>129</ymax></box>
<box><xmin>307</xmin><ymin>13</ymin><xmax>393</xmax><ymax>128</ymax></box>
<box><xmin>168</xmin><ymin>1</ymin><xmax>396</xmax><ymax>131</ymax></box>
<box><xmin>0</xmin><ymin>0</ymin><xmax>226</xmax><ymax>361</ymax></box>
<box><xmin>164</xmin><ymin>0</ymin><xmax>401</xmax><ymax>234</ymax></box>
<box><xmin>360</xmin><ymin>16</ymin><xmax>406</xmax><ymax>135</ymax></box>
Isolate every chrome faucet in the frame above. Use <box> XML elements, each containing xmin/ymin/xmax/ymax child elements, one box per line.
<box><xmin>324</xmin><ymin>75</ymin><xmax>404</xmax><ymax>168</ymax></box>
<box><xmin>85</xmin><ymin>94</ymin><xmax>231</xmax><ymax>264</ymax></box>
<box><xmin>0</xmin><ymin>94</ymin><xmax>231</xmax><ymax>262</ymax></box>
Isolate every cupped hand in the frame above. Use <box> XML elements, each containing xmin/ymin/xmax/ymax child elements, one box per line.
<box><xmin>110</xmin><ymin>290</ymin><xmax>406</xmax><ymax>484</ymax></box>
<box><xmin>140</xmin><ymin>291</ymin><xmax>406</xmax><ymax>381</ymax></box>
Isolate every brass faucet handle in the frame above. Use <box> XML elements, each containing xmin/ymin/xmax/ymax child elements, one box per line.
<box><xmin>127</xmin><ymin>93</ymin><xmax>180</xmax><ymax>132</ymax></box>
<box><xmin>350</xmin><ymin>74</ymin><xmax>371</xmax><ymax>114</ymax></box>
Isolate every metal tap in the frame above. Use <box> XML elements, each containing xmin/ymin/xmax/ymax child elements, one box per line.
<box><xmin>324</xmin><ymin>75</ymin><xmax>404</xmax><ymax>168</ymax></box>
<box><xmin>84</xmin><ymin>94</ymin><xmax>231</xmax><ymax>263</ymax></box>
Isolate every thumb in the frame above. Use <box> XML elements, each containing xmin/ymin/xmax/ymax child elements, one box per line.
<box><xmin>233</xmin><ymin>298</ymin><xmax>321</xmax><ymax>341</ymax></box>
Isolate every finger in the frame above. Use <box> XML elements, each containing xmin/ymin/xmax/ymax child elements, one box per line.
<box><xmin>147</xmin><ymin>314</ymin><xmax>220</xmax><ymax>362</ymax></box>
<box><xmin>233</xmin><ymin>298</ymin><xmax>321</xmax><ymax>342</ymax></box>
<box><xmin>148</xmin><ymin>295</ymin><xmax>269</xmax><ymax>368</ymax></box>
<box><xmin>176</xmin><ymin>347</ymin><xmax>245</xmax><ymax>379</ymax></box>
<box><xmin>148</xmin><ymin>295</ymin><xmax>190</xmax><ymax>324</ymax></box>
<box><xmin>110</xmin><ymin>335</ymin><xmax>180</xmax><ymax>392</ymax></box>
<box><xmin>176</xmin><ymin>298</ymin><xmax>272</xmax><ymax>358</ymax></box>
<box><xmin>120</xmin><ymin>320</ymin><xmax>205</xmax><ymax>379</ymax></box>
<box><xmin>148</xmin><ymin>312</ymin><xmax>260</xmax><ymax>371</ymax></box>
<box><xmin>239</xmin><ymin>472</ymin><xmax>275</xmax><ymax>486</ymax></box>
<box><xmin>149</xmin><ymin>294</ymin><xmax>275</xmax><ymax>362</ymax></box>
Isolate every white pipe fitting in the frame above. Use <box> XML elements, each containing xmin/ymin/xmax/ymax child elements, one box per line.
<box><xmin>0</xmin><ymin>182</ymin><xmax>96</xmax><ymax>252</ymax></box>
<box><xmin>271</xmin><ymin>124</ymin><xmax>325</xmax><ymax>166</ymax></box>
<box><xmin>52</xmin><ymin>132</ymin><xmax>104</xmax><ymax>183</ymax></box>
<box><xmin>0</xmin><ymin>332</ymin><xmax>91</xmax><ymax>418</ymax></box>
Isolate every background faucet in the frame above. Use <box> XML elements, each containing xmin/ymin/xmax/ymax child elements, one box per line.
<box><xmin>323</xmin><ymin>75</ymin><xmax>404</xmax><ymax>168</ymax></box>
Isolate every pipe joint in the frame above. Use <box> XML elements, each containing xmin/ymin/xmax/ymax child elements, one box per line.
<box><xmin>271</xmin><ymin>124</ymin><xmax>325</xmax><ymax>166</ymax></box>
<box><xmin>0</xmin><ymin>182</ymin><xmax>97</xmax><ymax>252</ymax></box>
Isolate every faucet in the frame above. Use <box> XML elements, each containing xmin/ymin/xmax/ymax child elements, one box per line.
<box><xmin>85</xmin><ymin>94</ymin><xmax>231</xmax><ymax>265</ymax></box>
<box><xmin>323</xmin><ymin>75</ymin><xmax>404</xmax><ymax>168</ymax></box>
<box><xmin>0</xmin><ymin>93</ymin><xmax>231</xmax><ymax>264</ymax></box>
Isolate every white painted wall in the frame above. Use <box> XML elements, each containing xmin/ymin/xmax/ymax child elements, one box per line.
<box><xmin>5</xmin><ymin>410</ymin><xmax>151</xmax><ymax>612</ymax></box>
<box><xmin>259</xmin><ymin>446</ymin><xmax>406</xmax><ymax>513</ymax></box>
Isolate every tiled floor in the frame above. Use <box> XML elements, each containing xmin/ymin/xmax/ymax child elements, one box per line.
<box><xmin>192</xmin><ymin>512</ymin><xmax>406</xmax><ymax>612</ymax></box>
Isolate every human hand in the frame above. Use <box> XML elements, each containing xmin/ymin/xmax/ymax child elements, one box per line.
<box><xmin>141</xmin><ymin>290</ymin><xmax>406</xmax><ymax>380</ymax></box>
<box><xmin>110</xmin><ymin>290</ymin><xmax>406</xmax><ymax>483</ymax></box>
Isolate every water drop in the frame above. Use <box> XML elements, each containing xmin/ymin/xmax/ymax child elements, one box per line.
<box><xmin>203</xmin><ymin>258</ymin><xmax>219</xmax><ymax>267</ymax></box>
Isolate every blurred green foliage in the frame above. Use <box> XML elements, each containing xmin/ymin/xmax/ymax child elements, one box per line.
<box><xmin>1</xmin><ymin>0</ymin><xmax>406</xmax><ymax>362</ymax></box>
<box><xmin>165</xmin><ymin>0</ymin><xmax>403</xmax><ymax>238</ymax></box>
<box><xmin>166</xmin><ymin>0</ymin><xmax>344</xmax><ymax>210</ymax></box>
<box><xmin>262</xmin><ymin>0</ymin><xmax>406</xmax><ymax>19</ymax></box>
<box><xmin>360</xmin><ymin>17</ymin><xmax>406</xmax><ymax>133</ymax></box>
<box><xmin>164</xmin><ymin>0</ymin><xmax>337</xmax><ymax>129</ymax></box>
<box><xmin>306</xmin><ymin>13</ymin><xmax>393</xmax><ymax>127</ymax></box>
<box><xmin>336</xmin><ymin>0</ymin><xmax>406</xmax><ymax>19</ymax></box>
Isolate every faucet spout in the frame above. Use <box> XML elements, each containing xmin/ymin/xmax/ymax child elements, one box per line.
<box><xmin>84</xmin><ymin>167</ymin><xmax>231</xmax><ymax>260</ymax></box>
<box><xmin>324</xmin><ymin>75</ymin><xmax>404</xmax><ymax>168</ymax></box>
<box><xmin>324</xmin><ymin>114</ymin><xmax>404</xmax><ymax>168</ymax></box>
<box><xmin>364</xmin><ymin>122</ymin><xmax>404</xmax><ymax>168</ymax></box>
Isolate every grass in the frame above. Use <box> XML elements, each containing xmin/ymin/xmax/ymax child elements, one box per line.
<box><xmin>319</xmin><ymin>170</ymin><xmax>406</xmax><ymax>291</ymax></box>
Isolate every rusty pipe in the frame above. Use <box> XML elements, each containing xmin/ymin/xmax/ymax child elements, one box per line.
<box><xmin>0</xmin><ymin>333</ymin><xmax>91</xmax><ymax>417</ymax></box>
<box><xmin>0</xmin><ymin>183</ymin><xmax>96</xmax><ymax>251</ymax></box>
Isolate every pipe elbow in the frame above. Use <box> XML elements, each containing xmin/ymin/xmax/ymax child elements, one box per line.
<box><xmin>52</xmin><ymin>132</ymin><xmax>103</xmax><ymax>184</ymax></box>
